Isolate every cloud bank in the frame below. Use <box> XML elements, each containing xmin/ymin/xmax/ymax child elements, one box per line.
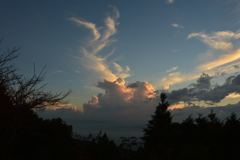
<box><xmin>38</xmin><ymin>73</ymin><xmax>240</xmax><ymax>139</ymax></box>
<box><xmin>44</xmin><ymin>72</ymin><xmax>240</xmax><ymax>121</ymax></box>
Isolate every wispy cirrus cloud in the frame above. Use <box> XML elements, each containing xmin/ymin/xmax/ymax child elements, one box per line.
<box><xmin>171</xmin><ymin>23</ymin><xmax>184</xmax><ymax>28</ymax></box>
<box><xmin>188</xmin><ymin>30</ymin><xmax>240</xmax><ymax>51</ymax></box>
<box><xmin>198</xmin><ymin>49</ymin><xmax>240</xmax><ymax>70</ymax></box>
<box><xmin>69</xmin><ymin>6</ymin><xmax>130</xmax><ymax>81</ymax></box>
<box><xmin>68</xmin><ymin>17</ymin><xmax>101</xmax><ymax>42</ymax></box>
<box><xmin>188</xmin><ymin>30</ymin><xmax>240</xmax><ymax>71</ymax></box>
<box><xmin>166</xmin><ymin>66</ymin><xmax>178</xmax><ymax>73</ymax></box>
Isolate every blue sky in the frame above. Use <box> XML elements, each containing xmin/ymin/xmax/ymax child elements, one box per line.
<box><xmin>2</xmin><ymin>0</ymin><xmax>240</xmax><ymax>139</ymax></box>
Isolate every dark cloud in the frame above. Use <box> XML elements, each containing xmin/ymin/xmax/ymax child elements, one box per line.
<box><xmin>171</xmin><ymin>102</ymin><xmax>240</xmax><ymax>122</ymax></box>
<box><xmin>127</xmin><ymin>83</ymin><xmax>139</xmax><ymax>88</ymax></box>
<box><xmin>167</xmin><ymin>73</ymin><xmax>240</xmax><ymax>104</ymax></box>
<box><xmin>234</xmin><ymin>65</ymin><xmax>239</xmax><ymax>69</ymax></box>
<box><xmin>191</xmin><ymin>73</ymin><xmax>212</xmax><ymax>89</ymax></box>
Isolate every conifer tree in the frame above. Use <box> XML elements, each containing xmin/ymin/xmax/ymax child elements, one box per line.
<box><xmin>141</xmin><ymin>93</ymin><xmax>174</xmax><ymax>158</ymax></box>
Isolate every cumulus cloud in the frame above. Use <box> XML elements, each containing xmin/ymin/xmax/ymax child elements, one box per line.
<box><xmin>37</xmin><ymin>73</ymin><xmax>240</xmax><ymax>138</ymax></box>
<box><xmin>171</xmin><ymin>23</ymin><xmax>184</xmax><ymax>28</ymax></box>
<box><xmin>69</xmin><ymin>6</ymin><xmax>131</xmax><ymax>81</ymax></box>
<box><xmin>78</xmin><ymin>78</ymin><xmax>161</xmax><ymax>122</ymax></box>
<box><xmin>82</xmin><ymin>73</ymin><xmax>240</xmax><ymax>120</ymax></box>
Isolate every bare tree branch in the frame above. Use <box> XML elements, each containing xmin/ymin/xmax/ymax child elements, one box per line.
<box><xmin>0</xmin><ymin>40</ymin><xmax>71</xmax><ymax>111</ymax></box>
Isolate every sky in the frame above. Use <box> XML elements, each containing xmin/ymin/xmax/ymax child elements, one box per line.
<box><xmin>1</xmin><ymin>0</ymin><xmax>240</xmax><ymax>140</ymax></box>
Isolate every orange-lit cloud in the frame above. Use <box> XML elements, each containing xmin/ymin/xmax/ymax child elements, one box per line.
<box><xmin>157</xmin><ymin>30</ymin><xmax>240</xmax><ymax>89</ymax></box>
<box><xmin>188</xmin><ymin>30</ymin><xmax>240</xmax><ymax>51</ymax></box>
<box><xmin>68</xmin><ymin>17</ymin><xmax>101</xmax><ymax>42</ymax></box>
<box><xmin>45</xmin><ymin>103</ymin><xmax>78</xmax><ymax>111</ymax></box>
<box><xmin>198</xmin><ymin>49</ymin><xmax>240</xmax><ymax>70</ymax></box>
<box><xmin>164</xmin><ymin>84</ymin><xmax>169</xmax><ymax>90</ymax></box>
<box><xmin>160</xmin><ymin>72</ymin><xmax>184</xmax><ymax>87</ymax></box>
<box><xmin>168</xmin><ymin>101</ymin><xmax>186</xmax><ymax>110</ymax></box>
<box><xmin>83</xmin><ymin>78</ymin><xmax>159</xmax><ymax>119</ymax></box>
<box><xmin>226</xmin><ymin>93</ymin><xmax>240</xmax><ymax>99</ymax></box>
<box><xmin>69</xmin><ymin>6</ymin><xmax>131</xmax><ymax>82</ymax></box>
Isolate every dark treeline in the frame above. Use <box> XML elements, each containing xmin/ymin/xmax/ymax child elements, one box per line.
<box><xmin>1</xmin><ymin>44</ymin><xmax>240</xmax><ymax>159</ymax></box>
<box><xmin>138</xmin><ymin>93</ymin><xmax>240</xmax><ymax>160</ymax></box>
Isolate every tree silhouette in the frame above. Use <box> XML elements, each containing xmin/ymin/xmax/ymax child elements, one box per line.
<box><xmin>0</xmin><ymin>42</ymin><xmax>74</xmax><ymax>159</ymax></box>
<box><xmin>141</xmin><ymin>93</ymin><xmax>176</xmax><ymax>159</ymax></box>
<box><xmin>0</xmin><ymin>41</ymin><xmax>71</xmax><ymax>111</ymax></box>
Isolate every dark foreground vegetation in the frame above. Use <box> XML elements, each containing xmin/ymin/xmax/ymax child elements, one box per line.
<box><xmin>1</xmin><ymin>44</ymin><xmax>240</xmax><ymax>160</ymax></box>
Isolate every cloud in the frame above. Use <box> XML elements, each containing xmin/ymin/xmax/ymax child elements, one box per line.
<box><xmin>69</xmin><ymin>6</ymin><xmax>131</xmax><ymax>81</ymax></box>
<box><xmin>158</xmin><ymin>29</ymin><xmax>240</xmax><ymax>88</ymax></box>
<box><xmin>159</xmin><ymin>29</ymin><xmax>240</xmax><ymax>87</ymax></box>
<box><xmin>198</xmin><ymin>49</ymin><xmax>240</xmax><ymax>70</ymax></box>
<box><xmin>171</xmin><ymin>23</ymin><xmax>184</xmax><ymax>29</ymax></box>
<box><xmin>166</xmin><ymin>66</ymin><xmax>178</xmax><ymax>73</ymax></box>
<box><xmin>188</xmin><ymin>30</ymin><xmax>240</xmax><ymax>51</ymax></box>
<box><xmin>167</xmin><ymin>73</ymin><xmax>240</xmax><ymax>104</ymax></box>
<box><xmin>68</xmin><ymin>17</ymin><xmax>101</xmax><ymax>42</ymax></box>
<box><xmin>37</xmin><ymin>107</ymin><xmax>83</xmax><ymax>122</ymax></box>
<box><xmin>164</xmin><ymin>84</ymin><xmax>169</xmax><ymax>90</ymax></box>
<box><xmin>37</xmin><ymin>74</ymin><xmax>240</xmax><ymax>139</ymax></box>
<box><xmin>47</xmin><ymin>70</ymin><xmax>65</xmax><ymax>76</ymax></box>
<box><xmin>186</xmin><ymin>30</ymin><xmax>240</xmax><ymax>74</ymax></box>
<box><xmin>166</xmin><ymin>0</ymin><xmax>175</xmax><ymax>4</ymax></box>
<box><xmin>168</xmin><ymin>101</ymin><xmax>189</xmax><ymax>110</ymax></box>
<box><xmin>161</xmin><ymin>72</ymin><xmax>184</xmax><ymax>86</ymax></box>
<box><xmin>82</xmin><ymin>78</ymin><xmax>159</xmax><ymax>120</ymax></box>
<box><xmin>170</xmin><ymin>100</ymin><xmax>240</xmax><ymax>122</ymax></box>
<box><xmin>82</xmin><ymin>73</ymin><xmax>240</xmax><ymax>121</ymax></box>
<box><xmin>113</xmin><ymin>63</ymin><xmax>131</xmax><ymax>79</ymax></box>
<box><xmin>37</xmin><ymin>99</ymin><xmax>240</xmax><ymax>140</ymax></box>
<box><xmin>234</xmin><ymin>65</ymin><xmax>240</xmax><ymax>69</ymax></box>
<box><xmin>44</xmin><ymin>103</ymin><xmax>78</xmax><ymax>111</ymax></box>
<box><xmin>226</xmin><ymin>93</ymin><xmax>240</xmax><ymax>99</ymax></box>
